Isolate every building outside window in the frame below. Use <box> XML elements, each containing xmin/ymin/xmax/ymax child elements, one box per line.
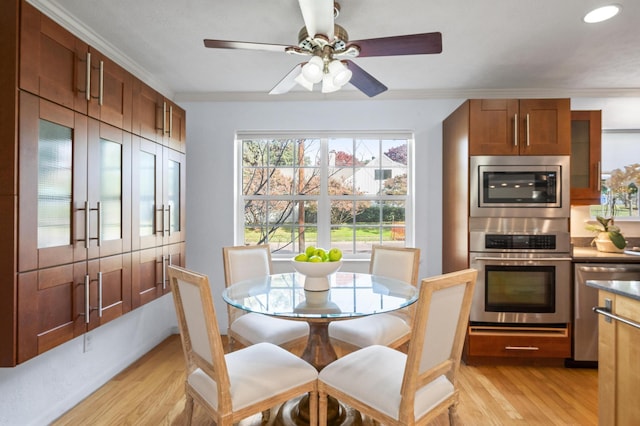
<box><xmin>236</xmin><ymin>133</ymin><xmax>414</xmax><ymax>258</ymax></box>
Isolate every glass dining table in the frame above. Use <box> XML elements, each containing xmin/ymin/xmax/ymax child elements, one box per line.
<box><xmin>223</xmin><ymin>271</ymin><xmax>419</xmax><ymax>425</ymax></box>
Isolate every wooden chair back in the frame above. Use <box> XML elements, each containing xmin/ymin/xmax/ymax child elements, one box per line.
<box><xmin>398</xmin><ymin>268</ymin><xmax>477</xmax><ymax>424</ymax></box>
<box><xmin>222</xmin><ymin>244</ymin><xmax>272</xmax><ymax>324</ymax></box>
<box><xmin>369</xmin><ymin>245</ymin><xmax>420</xmax><ymax>286</ymax></box>
<box><xmin>167</xmin><ymin>265</ymin><xmax>233</xmax><ymax>414</ymax></box>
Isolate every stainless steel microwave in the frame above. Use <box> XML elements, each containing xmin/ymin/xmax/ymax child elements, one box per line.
<box><xmin>469</xmin><ymin>156</ymin><xmax>570</xmax><ymax>218</ymax></box>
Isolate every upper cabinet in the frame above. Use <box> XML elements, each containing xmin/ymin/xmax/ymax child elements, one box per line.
<box><xmin>570</xmin><ymin>110</ymin><xmax>602</xmax><ymax>206</ymax></box>
<box><xmin>469</xmin><ymin>99</ymin><xmax>571</xmax><ymax>156</ymax></box>
<box><xmin>20</xmin><ymin>2</ymin><xmax>132</xmax><ymax>131</ymax></box>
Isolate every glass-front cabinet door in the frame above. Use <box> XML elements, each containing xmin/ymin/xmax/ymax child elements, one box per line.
<box><xmin>163</xmin><ymin>148</ymin><xmax>186</xmax><ymax>245</ymax></box>
<box><xmin>131</xmin><ymin>136</ymin><xmax>163</xmax><ymax>250</ymax></box>
<box><xmin>19</xmin><ymin>92</ymin><xmax>88</xmax><ymax>272</ymax></box>
<box><xmin>86</xmin><ymin>120</ymin><xmax>131</xmax><ymax>259</ymax></box>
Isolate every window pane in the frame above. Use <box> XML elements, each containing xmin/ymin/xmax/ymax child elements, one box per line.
<box><xmin>139</xmin><ymin>151</ymin><xmax>156</xmax><ymax>237</ymax></box>
<box><xmin>38</xmin><ymin>120</ymin><xmax>72</xmax><ymax>248</ymax></box>
<box><xmin>100</xmin><ymin>139</ymin><xmax>122</xmax><ymax>241</ymax></box>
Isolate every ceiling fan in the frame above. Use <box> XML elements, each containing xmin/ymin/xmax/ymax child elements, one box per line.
<box><xmin>203</xmin><ymin>0</ymin><xmax>442</xmax><ymax>97</ymax></box>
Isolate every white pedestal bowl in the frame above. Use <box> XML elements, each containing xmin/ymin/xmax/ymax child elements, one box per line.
<box><xmin>291</xmin><ymin>260</ymin><xmax>342</xmax><ymax>291</ymax></box>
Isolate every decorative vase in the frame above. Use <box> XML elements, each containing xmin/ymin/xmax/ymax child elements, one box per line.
<box><xmin>594</xmin><ymin>232</ymin><xmax>624</xmax><ymax>253</ymax></box>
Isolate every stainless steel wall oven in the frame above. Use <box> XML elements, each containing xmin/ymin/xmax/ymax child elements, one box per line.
<box><xmin>469</xmin><ymin>218</ymin><xmax>571</xmax><ymax>324</ymax></box>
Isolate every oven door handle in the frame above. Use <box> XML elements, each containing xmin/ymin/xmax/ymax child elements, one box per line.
<box><xmin>473</xmin><ymin>256</ymin><xmax>572</xmax><ymax>262</ymax></box>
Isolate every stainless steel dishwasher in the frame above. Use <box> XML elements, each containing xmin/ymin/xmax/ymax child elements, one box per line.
<box><xmin>573</xmin><ymin>263</ymin><xmax>640</xmax><ymax>362</ymax></box>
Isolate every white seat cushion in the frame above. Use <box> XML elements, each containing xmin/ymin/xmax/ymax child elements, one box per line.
<box><xmin>328</xmin><ymin>313</ymin><xmax>410</xmax><ymax>348</ymax></box>
<box><xmin>319</xmin><ymin>345</ymin><xmax>454</xmax><ymax>420</ymax></box>
<box><xmin>188</xmin><ymin>342</ymin><xmax>318</xmax><ymax>411</ymax></box>
<box><xmin>231</xmin><ymin>313</ymin><xmax>309</xmax><ymax>345</ymax></box>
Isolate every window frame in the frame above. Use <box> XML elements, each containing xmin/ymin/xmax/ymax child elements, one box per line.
<box><xmin>234</xmin><ymin>131</ymin><xmax>415</xmax><ymax>259</ymax></box>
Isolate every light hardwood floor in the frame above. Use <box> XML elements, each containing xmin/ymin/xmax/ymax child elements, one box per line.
<box><xmin>52</xmin><ymin>335</ymin><xmax>598</xmax><ymax>425</ymax></box>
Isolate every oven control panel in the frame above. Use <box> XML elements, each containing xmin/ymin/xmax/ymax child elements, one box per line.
<box><xmin>484</xmin><ymin>234</ymin><xmax>556</xmax><ymax>250</ymax></box>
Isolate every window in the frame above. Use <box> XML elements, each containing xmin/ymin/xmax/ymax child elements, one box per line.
<box><xmin>237</xmin><ymin>133</ymin><xmax>413</xmax><ymax>258</ymax></box>
<box><xmin>593</xmin><ymin>131</ymin><xmax>640</xmax><ymax>217</ymax></box>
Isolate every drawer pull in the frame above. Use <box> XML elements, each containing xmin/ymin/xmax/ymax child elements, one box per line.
<box><xmin>505</xmin><ymin>346</ymin><xmax>539</xmax><ymax>351</ymax></box>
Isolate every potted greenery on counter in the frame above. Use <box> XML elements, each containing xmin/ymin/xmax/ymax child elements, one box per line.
<box><xmin>586</xmin><ymin>216</ymin><xmax>627</xmax><ymax>253</ymax></box>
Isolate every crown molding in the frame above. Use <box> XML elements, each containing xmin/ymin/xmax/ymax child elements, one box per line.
<box><xmin>174</xmin><ymin>87</ymin><xmax>640</xmax><ymax>103</ymax></box>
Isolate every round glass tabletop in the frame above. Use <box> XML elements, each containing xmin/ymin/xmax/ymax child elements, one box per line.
<box><xmin>223</xmin><ymin>271</ymin><xmax>418</xmax><ymax>319</ymax></box>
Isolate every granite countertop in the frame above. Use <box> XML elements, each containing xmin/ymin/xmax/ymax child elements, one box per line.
<box><xmin>572</xmin><ymin>246</ymin><xmax>640</xmax><ymax>262</ymax></box>
<box><xmin>585</xmin><ymin>279</ymin><xmax>640</xmax><ymax>302</ymax></box>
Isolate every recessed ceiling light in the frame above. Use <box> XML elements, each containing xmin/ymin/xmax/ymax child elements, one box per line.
<box><xmin>584</xmin><ymin>4</ymin><xmax>621</xmax><ymax>23</ymax></box>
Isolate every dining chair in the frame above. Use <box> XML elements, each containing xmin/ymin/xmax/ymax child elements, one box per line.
<box><xmin>167</xmin><ymin>265</ymin><xmax>319</xmax><ymax>426</ymax></box>
<box><xmin>318</xmin><ymin>268</ymin><xmax>477</xmax><ymax>426</ymax></box>
<box><xmin>222</xmin><ymin>245</ymin><xmax>309</xmax><ymax>353</ymax></box>
<box><xmin>328</xmin><ymin>245</ymin><xmax>420</xmax><ymax>355</ymax></box>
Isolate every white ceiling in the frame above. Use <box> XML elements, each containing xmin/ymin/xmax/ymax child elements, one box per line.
<box><xmin>29</xmin><ymin>0</ymin><xmax>640</xmax><ymax>128</ymax></box>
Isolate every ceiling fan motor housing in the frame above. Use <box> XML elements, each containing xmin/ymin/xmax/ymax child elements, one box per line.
<box><xmin>297</xmin><ymin>24</ymin><xmax>348</xmax><ymax>53</ymax></box>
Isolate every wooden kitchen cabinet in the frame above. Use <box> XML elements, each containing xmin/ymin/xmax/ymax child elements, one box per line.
<box><xmin>1</xmin><ymin>0</ymin><xmax>187</xmax><ymax>366</ymax></box>
<box><xmin>86</xmin><ymin>48</ymin><xmax>133</xmax><ymax>132</ymax></box>
<box><xmin>20</xmin><ymin>2</ymin><xmax>133</xmax><ymax>131</ymax></box>
<box><xmin>18</xmin><ymin>92</ymin><xmax>132</xmax><ymax>270</ymax></box>
<box><xmin>20</xmin><ymin>1</ymin><xmax>89</xmax><ymax>115</ymax></box>
<box><xmin>465</xmin><ymin>324</ymin><xmax>571</xmax><ymax>363</ymax></box>
<box><xmin>17</xmin><ymin>254</ymin><xmax>131</xmax><ymax>363</ymax></box>
<box><xmin>468</xmin><ymin>98</ymin><xmax>571</xmax><ymax>156</ymax></box>
<box><xmin>571</xmin><ymin>110</ymin><xmax>602</xmax><ymax>205</ymax></box>
<box><xmin>597</xmin><ymin>291</ymin><xmax>640</xmax><ymax>425</ymax></box>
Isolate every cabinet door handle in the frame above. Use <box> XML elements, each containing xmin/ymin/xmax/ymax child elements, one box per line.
<box><xmin>166</xmin><ymin>204</ymin><xmax>172</xmax><ymax>236</ymax></box>
<box><xmin>76</xmin><ymin>201</ymin><xmax>91</xmax><ymax>248</ymax></box>
<box><xmin>597</xmin><ymin>161</ymin><xmax>601</xmax><ymax>191</ymax></box>
<box><xmin>162</xmin><ymin>102</ymin><xmax>167</xmax><ymax>135</ymax></box>
<box><xmin>505</xmin><ymin>346</ymin><xmax>539</xmax><ymax>351</ymax></box>
<box><xmin>513</xmin><ymin>113</ymin><xmax>518</xmax><ymax>147</ymax></box>
<box><xmin>157</xmin><ymin>204</ymin><xmax>166</xmax><ymax>236</ymax></box>
<box><xmin>526</xmin><ymin>113</ymin><xmax>530</xmax><ymax>147</ymax></box>
<box><xmin>168</xmin><ymin>105</ymin><xmax>173</xmax><ymax>138</ymax></box>
<box><xmin>97</xmin><ymin>271</ymin><xmax>103</xmax><ymax>318</ymax></box>
<box><xmin>95</xmin><ymin>201</ymin><xmax>102</xmax><ymax>247</ymax></box>
<box><xmin>594</xmin><ymin>305</ymin><xmax>640</xmax><ymax>330</ymax></box>
<box><xmin>161</xmin><ymin>255</ymin><xmax>167</xmax><ymax>290</ymax></box>
<box><xmin>85</xmin><ymin>52</ymin><xmax>91</xmax><ymax>101</ymax></box>
<box><xmin>98</xmin><ymin>60</ymin><xmax>104</xmax><ymax>106</ymax></box>
<box><xmin>84</xmin><ymin>274</ymin><xmax>90</xmax><ymax>324</ymax></box>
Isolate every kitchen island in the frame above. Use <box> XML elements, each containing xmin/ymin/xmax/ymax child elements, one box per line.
<box><xmin>586</xmin><ymin>279</ymin><xmax>640</xmax><ymax>425</ymax></box>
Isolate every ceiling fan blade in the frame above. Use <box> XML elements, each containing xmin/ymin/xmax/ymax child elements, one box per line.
<box><xmin>269</xmin><ymin>64</ymin><xmax>304</xmax><ymax>95</ymax></box>
<box><xmin>204</xmin><ymin>39</ymin><xmax>290</xmax><ymax>53</ymax></box>
<box><xmin>298</xmin><ymin>0</ymin><xmax>334</xmax><ymax>40</ymax></box>
<box><xmin>349</xmin><ymin>32</ymin><xmax>442</xmax><ymax>57</ymax></box>
<box><xmin>344</xmin><ymin>61</ymin><xmax>388</xmax><ymax>98</ymax></box>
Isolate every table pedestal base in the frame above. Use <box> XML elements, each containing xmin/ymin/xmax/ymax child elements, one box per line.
<box><xmin>275</xmin><ymin>394</ymin><xmax>362</xmax><ymax>426</ymax></box>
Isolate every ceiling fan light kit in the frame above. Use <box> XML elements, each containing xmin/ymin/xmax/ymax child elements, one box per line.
<box><xmin>203</xmin><ymin>0</ymin><xmax>443</xmax><ymax>97</ymax></box>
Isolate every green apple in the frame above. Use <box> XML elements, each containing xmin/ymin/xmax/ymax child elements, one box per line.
<box><xmin>294</xmin><ymin>253</ymin><xmax>308</xmax><ymax>262</ymax></box>
<box><xmin>328</xmin><ymin>248</ymin><xmax>342</xmax><ymax>262</ymax></box>
<box><xmin>305</xmin><ymin>246</ymin><xmax>316</xmax><ymax>257</ymax></box>
<box><xmin>308</xmin><ymin>255</ymin><xmax>323</xmax><ymax>263</ymax></box>
<box><xmin>313</xmin><ymin>248</ymin><xmax>327</xmax><ymax>261</ymax></box>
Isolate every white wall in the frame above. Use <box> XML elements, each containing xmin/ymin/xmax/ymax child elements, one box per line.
<box><xmin>0</xmin><ymin>295</ymin><xmax>177</xmax><ymax>425</ymax></box>
<box><xmin>181</xmin><ymin>98</ymin><xmax>464</xmax><ymax>331</ymax></box>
